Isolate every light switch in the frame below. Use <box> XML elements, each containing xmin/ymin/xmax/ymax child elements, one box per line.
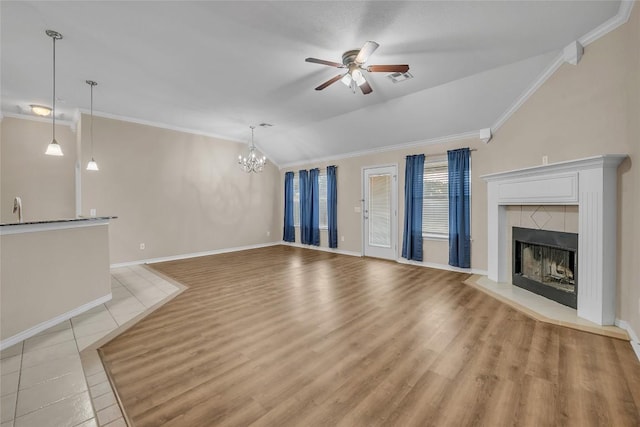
<box><xmin>354</xmin><ymin>206</ymin><xmax>361</xmax><ymax>213</ymax></box>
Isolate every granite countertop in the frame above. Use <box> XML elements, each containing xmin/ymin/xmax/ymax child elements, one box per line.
<box><xmin>0</xmin><ymin>216</ymin><xmax>117</xmax><ymax>227</ymax></box>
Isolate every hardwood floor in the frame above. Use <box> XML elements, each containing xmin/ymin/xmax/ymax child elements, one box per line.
<box><xmin>99</xmin><ymin>245</ymin><xmax>640</xmax><ymax>426</ymax></box>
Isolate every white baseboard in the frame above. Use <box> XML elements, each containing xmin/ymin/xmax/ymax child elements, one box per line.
<box><xmin>0</xmin><ymin>293</ymin><xmax>112</xmax><ymax>351</ymax></box>
<box><xmin>615</xmin><ymin>319</ymin><xmax>640</xmax><ymax>362</ymax></box>
<box><xmin>397</xmin><ymin>258</ymin><xmax>488</xmax><ymax>275</ymax></box>
<box><xmin>280</xmin><ymin>241</ymin><xmax>361</xmax><ymax>257</ymax></box>
<box><xmin>110</xmin><ymin>242</ymin><xmax>281</xmax><ymax>268</ymax></box>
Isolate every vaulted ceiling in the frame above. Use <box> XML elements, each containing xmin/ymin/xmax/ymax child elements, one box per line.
<box><xmin>0</xmin><ymin>1</ymin><xmax>623</xmax><ymax>166</ymax></box>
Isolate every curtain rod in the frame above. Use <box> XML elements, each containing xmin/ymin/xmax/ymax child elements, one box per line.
<box><xmin>424</xmin><ymin>148</ymin><xmax>477</xmax><ymax>157</ymax></box>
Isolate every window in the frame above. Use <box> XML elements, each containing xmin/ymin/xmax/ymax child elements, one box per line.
<box><xmin>422</xmin><ymin>157</ymin><xmax>448</xmax><ymax>237</ymax></box>
<box><xmin>293</xmin><ymin>172</ymin><xmax>328</xmax><ymax>228</ymax></box>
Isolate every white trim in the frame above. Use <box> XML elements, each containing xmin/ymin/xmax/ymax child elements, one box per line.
<box><xmin>281</xmin><ymin>241</ymin><xmax>361</xmax><ymax>258</ymax></box>
<box><xmin>492</xmin><ymin>0</ymin><xmax>635</xmax><ymax>134</ymax></box>
<box><xmin>580</xmin><ymin>0</ymin><xmax>635</xmax><ymax>46</ymax></box>
<box><xmin>0</xmin><ymin>218</ymin><xmax>110</xmax><ymax>235</ymax></box>
<box><xmin>0</xmin><ymin>293</ymin><xmax>112</xmax><ymax>351</ymax></box>
<box><xmin>397</xmin><ymin>258</ymin><xmax>488</xmax><ymax>275</ymax></box>
<box><xmin>1</xmin><ymin>111</ymin><xmax>75</xmax><ymax>128</ymax></box>
<box><xmin>492</xmin><ymin>53</ymin><xmax>565</xmax><ymax>133</ymax></box>
<box><xmin>279</xmin><ymin>131</ymin><xmax>479</xmax><ymax>169</ymax></box>
<box><xmin>110</xmin><ymin>242</ymin><xmax>280</xmax><ymax>268</ymax></box>
<box><xmin>615</xmin><ymin>319</ymin><xmax>640</xmax><ymax>362</ymax></box>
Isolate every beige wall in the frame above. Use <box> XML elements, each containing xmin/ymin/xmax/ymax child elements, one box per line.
<box><xmin>79</xmin><ymin>116</ymin><xmax>281</xmax><ymax>264</ymax></box>
<box><xmin>281</xmin><ymin>6</ymin><xmax>639</xmax><ymax>331</ymax></box>
<box><xmin>1</xmin><ymin>224</ymin><xmax>111</xmax><ymax>341</ymax></box>
<box><xmin>0</xmin><ymin>118</ymin><xmax>76</xmax><ymax>223</ymax></box>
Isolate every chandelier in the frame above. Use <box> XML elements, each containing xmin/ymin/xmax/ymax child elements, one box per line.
<box><xmin>238</xmin><ymin>125</ymin><xmax>267</xmax><ymax>173</ymax></box>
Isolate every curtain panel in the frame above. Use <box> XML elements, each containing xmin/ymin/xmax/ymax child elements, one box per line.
<box><xmin>402</xmin><ymin>154</ymin><xmax>425</xmax><ymax>261</ymax></box>
<box><xmin>309</xmin><ymin>168</ymin><xmax>321</xmax><ymax>246</ymax></box>
<box><xmin>283</xmin><ymin>171</ymin><xmax>295</xmax><ymax>242</ymax></box>
<box><xmin>327</xmin><ymin>165</ymin><xmax>338</xmax><ymax>248</ymax></box>
<box><xmin>299</xmin><ymin>170</ymin><xmax>310</xmax><ymax>244</ymax></box>
<box><xmin>448</xmin><ymin>148</ymin><xmax>471</xmax><ymax>268</ymax></box>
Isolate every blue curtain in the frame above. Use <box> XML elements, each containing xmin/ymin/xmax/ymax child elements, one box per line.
<box><xmin>283</xmin><ymin>172</ymin><xmax>295</xmax><ymax>242</ymax></box>
<box><xmin>448</xmin><ymin>148</ymin><xmax>471</xmax><ymax>268</ymax></box>
<box><xmin>309</xmin><ymin>168</ymin><xmax>321</xmax><ymax>246</ymax></box>
<box><xmin>402</xmin><ymin>154</ymin><xmax>425</xmax><ymax>261</ymax></box>
<box><xmin>327</xmin><ymin>166</ymin><xmax>338</xmax><ymax>248</ymax></box>
<box><xmin>299</xmin><ymin>170</ymin><xmax>310</xmax><ymax>244</ymax></box>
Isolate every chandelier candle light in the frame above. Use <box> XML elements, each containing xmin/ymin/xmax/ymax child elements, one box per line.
<box><xmin>45</xmin><ymin>30</ymin><xmax>64</xmax><ymax>156</ymax></box>
<box><xmin>238</xmin><ymin>125</ymin><xmax>267</xmax><ymax>173</ymax></box>
<box><xmin>86</xmin><ymin>80</ymin><xmax>99</xmax><ymax>171</ymax></box>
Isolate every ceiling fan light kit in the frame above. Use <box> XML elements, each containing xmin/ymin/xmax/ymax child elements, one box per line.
<box><xmin>305</xmin><ymin>41</ymin><xmax>409</xmax><ymax>95</ymax></box>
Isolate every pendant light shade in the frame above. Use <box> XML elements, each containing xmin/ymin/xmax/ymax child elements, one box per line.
<box><xmin>85</xmin><ymin>80</ymin><xmax>99</xmax><ymax>171</ymax></box>
<box><xmin>45</xmin><ymin>30</ymin><xmax>63</xmax><ymax>156</ymax></box>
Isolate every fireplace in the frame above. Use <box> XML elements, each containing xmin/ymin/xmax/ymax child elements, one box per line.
<box><xmin>512</xmin><ymin>227</ymin><xmax>578</xmax><ymax>308</ymax></box>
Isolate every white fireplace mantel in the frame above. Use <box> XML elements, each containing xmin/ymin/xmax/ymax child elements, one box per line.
<box><xmin>481</xmin><ymin>155</ymin><xmax>626</xmax><ymax>325</ymax></box>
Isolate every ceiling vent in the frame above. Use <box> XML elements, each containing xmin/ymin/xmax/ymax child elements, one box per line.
<box><xmin>387</xmin><ymin>71</ymin><xmax>413</xmax><ymax>83</ymax></box>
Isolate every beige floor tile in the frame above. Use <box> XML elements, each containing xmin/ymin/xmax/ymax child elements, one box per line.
<box><xmin>153</xmin><ymin>281</ymin><xmax>179</xmax><ymax>295</ymax></box>
<box><xmin>16</xmin><ymin>370</ymin><xmax>87</xmax><ymax>417</ymax></box>
<box><xmin>0</xmin><ymin>392</ymin><xmax>17</xmax><ymax>422</ymax></box>
<box><xmin>109</xmin><ymin>309</ymin><xmax>144</xmax><ymax>326</ymax></box>
<box><xmin>74</xmin><ymin>418</ymin><xmax>98</xmax><ymax>427</ymax></box>
<box><xmin>19</xmin><ymin>354</ymin><xmax>82</xmax><ymax>390</ymax></box>
<box><xmin>21</xmin><ymin>341</ymin><xmax>78</xmax><ymax>370</ymax></box>
<box><xmin>89</xmin><ymin>381</ymin><xmax>112</xmax><ymax>399</ymax></box>
<box><xmin>13</xmin><ymin>391</ymin><xmax>93</xmax><ymax>427</ymax></box>
<box><xmin>103</xmin><ymin>417</ymin><xmax>126</xmax><ymax>427</ymax></box>
<box><xmin>23</xmin><ymin>329</ymin><xmax>75</xmax><ymax>353</ymax></box>
<box><xmin>71</xmin><ymin>308</ymin><xmax>113</xmax><ymax>327</ymax></box>
<box><xmin>110</xmin><ymin>277</ymin><xmax>123</xmax><ymax>288</ymax></box>
<box><xmin>76</xmin><ymin>332</ymin><xmax>114</xmax><ymax>352</ymax></box>
<box><xmin>105</xmin><ymin>298</ymin><xmax>145</xmax><ymax>314</ymax></box>
<box><xmin>91</xmin><ymin>390</ymin><xmax>116</xmax><ymax>412</ymax></box>
<box><xmin>73</xmin><ymin>319</ymin><xmax>117</xmax><ymax>339</ymax></box>
<box><xmin>1</xmin><ymin>372</ymin><xmax>19</xmax><ymax>397</ymax></box>
<box><xmin>110</xmin><ymin>287</ymin><xmax>134</xmax><ymax>301</ymax></box>
<box><xmin>32</xmin><ymin>321</ymin><xmax>72</xmax><ymax>338</ymax></box>
<box><xmin>85</xmin><ymin>371</ymin><xmax>108</xmax><ymax>388</ymax></box>
<box><xmin>0</xmin><ymin>344</ymin><xmax>22</xmax><ymax>361</ymax></box>
<box><xmin>0</xmin><ymin>357</ymin><xmax>21</xmax><ymax>376</ymax></box>
<box><xmin>96</xmin><ymin>404</ymin><xmax>122</xmax><ymax>426</ymax></box>
<box><xmin>79</xmin><ymin>352</ymin><xmax>104</xmax><ymax>377</ymax></box>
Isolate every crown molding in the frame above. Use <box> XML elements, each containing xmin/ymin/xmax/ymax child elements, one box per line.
<box><xmin>491</xmin><ymin>0</ymin><xmax>635</xmax><ymax>134</ymax></box>
<box><xmin>580</xmin><ymin>0</ymin><xmax>634</xmax><ymax>46</ymax></box>
<box><xmin>278</xmin><ymin>130</ymin><xmax>480</xmax><ymax>169</ymax></box>
<box><xmin>1</xmin><ymin>111</ymin><xmax>75</xmax><ymax>128</ymax></box>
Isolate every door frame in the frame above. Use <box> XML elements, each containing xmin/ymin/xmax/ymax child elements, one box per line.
<box><xmin>361</xmin><ymin>164</ymin><xmax>399</xmax><ymax>260</ymax></box>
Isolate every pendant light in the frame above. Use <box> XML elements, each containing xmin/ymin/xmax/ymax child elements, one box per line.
<box><xmin>45</xmin><ymin>30</ymin><xmax>63</xmax><ymax>156</ymax></box>
<box><xmin>237</xmin><ymin>125</ymin><xmax>267</xmax><ymax>173</ymax></box>
<box><xmin>85</xmin><ymin>80</ymin><xmax>99</xmax><ymax>171</ymax></box>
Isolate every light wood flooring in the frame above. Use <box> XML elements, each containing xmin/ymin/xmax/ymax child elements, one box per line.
<box><xmin>99</xmin><ymin>245</ymin><xmax>640</xmax><ymax>426</ymax></box>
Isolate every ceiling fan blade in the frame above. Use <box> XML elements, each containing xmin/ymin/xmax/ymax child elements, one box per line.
<box><xmin>315</xmin><ymin>74</ymin><xmax>344</xmax><ymax>91</ymax></box>
<box><xmin>359</xmin><ymin>81</ymin><xmax>373</xmax><ymax>95</ymax></box>
<box><xmin>355</xmin><ymin>41</ymin><xmax>379</xmax><ymax>64</ymax></box>
<box><xmin>367</xmin><ymin>64</ymin><xmax>410</xmax><ymax>73</ymax></box>
<box><xmin>305</xmin><ymin>57</ymin><xmax>345</xmax><ymax>68</ymax></box>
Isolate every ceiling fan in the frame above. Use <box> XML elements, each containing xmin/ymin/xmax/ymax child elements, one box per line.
<box><xmin>305</xmin><ymin>41</ymin><xmax>409</xmax><ymax>95</ymax></box>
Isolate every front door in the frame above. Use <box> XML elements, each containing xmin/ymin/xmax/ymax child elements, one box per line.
<box><xmin>363</xmin><ymin>166</ymin><xmax>398</xmax><ymax>260</ymax></box>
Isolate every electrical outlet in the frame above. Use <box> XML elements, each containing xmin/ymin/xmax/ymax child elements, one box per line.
<box><xmin>341</xmin><ymin>236</ymin><xmax>345</xmax><ymax>242</ymax></box>
<box><xmin>354</xmin><ymin>207</ymin><xmax>361</xmax><ymax>213</ymax></box>
<box><xmin>542</xmin><ymin>155</ymin><xmax>548</xmax><ymax>165</ymax></box>
<box><xmin>139</xmin><ymin>243</ymin><xmax>145</xmax><ymax>250</ymax></box>
<box><xmin>266</xmin><ymin>231</ymin><xmax>271</xmax><ymax>237</ymax></box>
<box><xmin>89</xmin><ymin>208</ymin><xmax>96</xmax><ymax>217</ymax></box>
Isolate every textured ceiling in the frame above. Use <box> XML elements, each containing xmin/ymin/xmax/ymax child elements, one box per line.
<box><xmin>0</xmin><ymin>1</ymin><xmax>622</xmax><ymax>166</ymax></box>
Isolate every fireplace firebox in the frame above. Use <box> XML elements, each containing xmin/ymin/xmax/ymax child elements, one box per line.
<box><xmin>512</xmin><ymin>227</ymin><xmax>578</xmax><ymax>309</ymax></box>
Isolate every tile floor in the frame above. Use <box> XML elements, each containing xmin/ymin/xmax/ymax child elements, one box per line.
<box><xmin>0</xmin><ymin>265</ymin><xmax>181</xmax><ymax>427</ymax></box>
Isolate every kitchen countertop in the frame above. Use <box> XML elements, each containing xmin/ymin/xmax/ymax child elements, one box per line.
<box><xmin>0</xmin><ymin>216</ymin><xmax>117</xmax><ymax>227</ymax></box>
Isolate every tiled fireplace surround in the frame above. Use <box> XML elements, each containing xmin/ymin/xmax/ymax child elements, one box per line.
<box><xmin>482</xmin><ymin>155</ymin><xmax>626</xmax><ymax>326</ymax></box>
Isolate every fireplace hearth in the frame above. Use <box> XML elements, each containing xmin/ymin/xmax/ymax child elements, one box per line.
<box><xmin>513</xmin><ymin>227</ymin><xmax>578</xmax><ymax>308</ymax></box>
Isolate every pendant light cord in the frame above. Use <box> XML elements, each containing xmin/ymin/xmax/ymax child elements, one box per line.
<box><xmin>52</xmin><ymin>35</ymin><xmax>56</xmax><ymax>141</ymax></box>
<box><xmin>90</xmin><ymin>83</ymin><xmax>94</xmax><ymax>157</ymax></box>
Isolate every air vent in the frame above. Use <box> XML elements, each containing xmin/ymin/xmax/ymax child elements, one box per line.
<box><xmin>259</xmin><ymin>123</ymin><xmax>273</xmax><ymax>127</ymax></box>
<box><xmin>387</xmin><ymin>71</ymin><xmax>413</xmax><ymax>83</ymax></box>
